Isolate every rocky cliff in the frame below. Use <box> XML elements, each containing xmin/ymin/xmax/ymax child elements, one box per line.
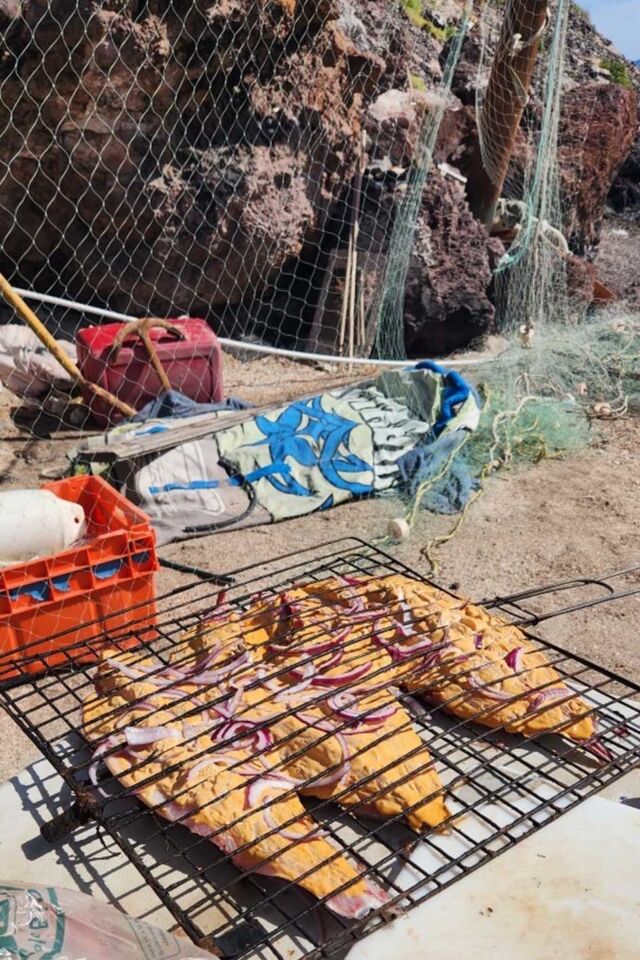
<box><xmin>0</xmin><ymin>0</ymin><xmax>637</xmax><ymax>355</ymax></box>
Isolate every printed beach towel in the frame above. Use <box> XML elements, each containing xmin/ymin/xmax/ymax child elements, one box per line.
<box><xmin>91</xmin><ymin>364</ymin><xmax>481</xmax><ymax>545</ymax></box>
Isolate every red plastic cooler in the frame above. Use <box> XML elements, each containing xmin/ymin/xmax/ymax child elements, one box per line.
<box><xmin>76</xmin><ymin>316</ymin><xmax>224</xmax><ymax>426</ymax></box>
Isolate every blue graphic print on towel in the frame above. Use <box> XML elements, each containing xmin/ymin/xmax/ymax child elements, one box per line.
<box><xmin>249</xmin><ymin>398</ymin><xmax>373</xmax><ymax>497</ymax></box>
<box><xmin>216</xmin><ymin>394</ymin><xmax>375</xmax><ymax>521</ymax></box>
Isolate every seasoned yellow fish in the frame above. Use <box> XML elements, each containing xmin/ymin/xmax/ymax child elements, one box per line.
<box><xmin>83</xmin><ymin>650</ymin><xmax>389</xmax><ymax>919</ymax></box>
<box><xmin>366</xmin><ymin>575</ymin><xmax>596</xmax><ymax>743</ymax></box>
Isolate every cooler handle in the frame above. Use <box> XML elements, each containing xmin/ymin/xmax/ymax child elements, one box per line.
<box><xmin>107</xmin><ymin>318</ymin><xmax>186</xmax><ymax>391</ymax></box>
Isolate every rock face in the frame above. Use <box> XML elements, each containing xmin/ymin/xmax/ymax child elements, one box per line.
<box><xmin>558</xmin><ymin>83</ymin><xmax>638</xmax><ymax>255</ymax></box>
<box><xmin>0</xmin><ymin>0</ymin><xmax>376</xmax><ymax>313</ymax></box>
<box><xmin>0</xmin><ymin>0</ymin><xmax>637</xmax><ymax>359</ymax></box>
<box><xmin>404</xmin><ymin>173</ymin><xmax>496</xmax><ymax>356</ymax></box>
<box><xmin>610</xmin><ymin>119</ymin><xmax>640</xmax><ymax>219</ymax></box>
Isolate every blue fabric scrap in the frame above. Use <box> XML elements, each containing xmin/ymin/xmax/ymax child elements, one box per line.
<box><xmin>9</xmin><ymin>581</ymin><xmax>51</xmax><ymax>603</ymax></box>
<box><xmin>396</xmin><ymin>430</ymin><xmax>479</xmax><ymax>515</ymax></box>
<box><xmin>93</xmin><ymin>559</ymin><xmax>124</xmax><ymax>580</ymax></box>
<box><xmin>129</xmin><ymin>390</ymin><xmax>249</xmax><ymax>423</ymax></box>
<box><xmin>414</xmin><ymin>360</ymin><xmax>480</xmax><ymax>436</ymax></box>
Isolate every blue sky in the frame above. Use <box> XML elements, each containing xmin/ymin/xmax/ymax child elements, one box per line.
<box><xmin>580</xmin><ymin>1</ymin><xmax>639</xmax><ymax>61</ymax></box>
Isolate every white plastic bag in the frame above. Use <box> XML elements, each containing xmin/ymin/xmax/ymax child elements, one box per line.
<box><xmin>0</xmin><ymin>490</ymin><xmax>86</xmax><ymax>565</ymax></box>
<box><xmin>0</xmin><ymin>881</ymin><xmax>212</xmax><ymax>959</ymax></box>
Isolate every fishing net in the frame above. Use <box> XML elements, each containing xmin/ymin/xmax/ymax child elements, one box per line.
<box><xmin>0</xmin><ymin>0</ymin><xmax>471</xmax><ymax>363</ymax></box>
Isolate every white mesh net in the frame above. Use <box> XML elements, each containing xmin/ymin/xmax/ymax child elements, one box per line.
<box><xmin>0</xmin><ymin>0</ymin><xmax>638</xmax><ymax>651</ymax></box>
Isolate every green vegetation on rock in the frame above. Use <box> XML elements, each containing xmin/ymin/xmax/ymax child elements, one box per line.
<box><xmin>400</xmin><ymin>0</ymin><xmax>454</xmax><ymax>42</ymax></box>
<box><xmin>600</xmin><ymin>57</ymin><xmax>632</xmax><ymax>88</ymax></box>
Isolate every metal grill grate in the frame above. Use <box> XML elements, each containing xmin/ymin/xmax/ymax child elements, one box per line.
<box><xmin>1</xmin><ymin>538</ymin><xmax>639</xmax><ymax>960</ymax></box>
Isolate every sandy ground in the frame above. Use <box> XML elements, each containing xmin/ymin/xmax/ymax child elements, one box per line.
<box><xmin>0</xmin><ymin>345</ymin><xmax>638</xmax><ymax>783</ymax></box>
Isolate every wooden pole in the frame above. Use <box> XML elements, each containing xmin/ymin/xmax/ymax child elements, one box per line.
<box><xmin>466</xmin><ymin>0</ymin><xmax>549</xmax><ymax>228</ymax></box>
<box><xmin>0</xmin><ymin>273</ymin><xmax>137</xmax><ymax>418</ymax></box>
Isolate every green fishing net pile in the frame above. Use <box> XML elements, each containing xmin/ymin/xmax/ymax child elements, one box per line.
<box><xmin>375</xmin><ymin>0</ymin><xmax>639</xmax><ymax>552</ymax></box>
<box><xmin>462</xmin><ymin>313</ymin><xmax>640</xmax><ymax>479</ymax></box>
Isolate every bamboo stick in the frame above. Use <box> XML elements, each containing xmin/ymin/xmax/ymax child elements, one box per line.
<box><xmin>0</xmin><ymin>273</ymin><xmax>136</xmax><ymax>418</ymax></box>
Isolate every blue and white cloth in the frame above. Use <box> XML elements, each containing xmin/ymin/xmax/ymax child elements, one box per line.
<box><xmin>101</xmin><ymin>365</ymin><xmax>480</xmax><ymax>544</ymax></box>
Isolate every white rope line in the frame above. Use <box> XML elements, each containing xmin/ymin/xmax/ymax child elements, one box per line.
<box><xmin>12</xmin><ymin>288</ymin><xmax>501</xmax><ymax>371</ymax></box>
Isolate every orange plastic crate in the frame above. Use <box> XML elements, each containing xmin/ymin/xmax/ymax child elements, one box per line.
<box><xmin>0</xmin><ymin>475</ymin><xmax>159</xmax><ymax>681</ymax></box>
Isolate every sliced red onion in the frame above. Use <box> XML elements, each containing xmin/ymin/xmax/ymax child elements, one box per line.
<box><xmin>261</xmin><ymin>804</ymin><xmax>328</xmax><ymax>843</ymax></box>
<box><xmin>450</xmin><ymin>652</ymin><xmax>476</xmax><ymax>666</ymax></box>
<box><xmin>311</xmin><ymin>662</ymin><xmax>370</xmax><ymax>687</ymax></box>
<box><xmin>188</xmin><ymin>644</ymin><xmax>222</xmax><ymax>673</ymax></box>
<box><xmin>187</xmin><ymin>756</ymin><xmax>223</xmax><ymax>782</ymax></box>
<box><xmin>528</xmin><ymin>687</ymin><xmax>570</xmax><ymax>711</ymax></box>
<box><xmin>214</xmin><ymin>720</ymin><xmax>255</xmax><ymax>745</ymax></box>
<box><xmin>125</xmin><ymin>725</ymin><xmax>181</xmax><ymax>747</ymax></box>
<box><xmin>257</xmin><ymin>666</ymin><xmax>278</xmax><ymax>684</ymax></box>
<box><xmin>201</xmin><ymin>606</ymin><xmax>229</xmax><ymax>626</ymax></box>
<box><xmin>346</xmin><ymin>596</ymin><xmax>365</xmax><ymax>615</ymax></box>
<box><xmin>339</xmin><ymin>575</ymin><xmax>366</xmax><ymax>587</ymax></box>
<box><xmin>467</xmin><ymin>674</ymin><xmax>515</xmax><ymax>702</ymax></box>
<box><xmin>336</xmin><ymin>577</ymin><xmax>360</xmax><ymax>603</ymax></box>
<box><xmin>245</xmin><ymin>773</ymin><xmax>299</xmax><ymax>809</ymax></box>
<box><xmin>130</xmin><ymin>699</ymin><xmax>180</xmax><ymax>719</ymax></box>
<box><xmin>208</xmin><ymin>705</ymin><xmax>229</xmax><ymax>723</ymax></box>
<box><xmin>214</xmin><ymin>720</ymin><xmax>274</xmax><ymax>751</ymax></box>
<box><xmin>326</xmin><ymin>691</ymin><xmax>363</xmax><ymax>721</ymax></box>
<box><xmin>274</xmin><ymin>677</ymin><xmax>314</xmax><ymax>701</ymax></box>
<box><xmin>289</xmin><ymin>659</ymin><xmax>316</xmax><ymax>682</ymax></box>
<box><xmin>290</xmin><ymin>649</ymin><xmax>344</xmax><ymax>682</ymax></box>
<box><xmin>474</xmin><ymin>633</ymin><xmax>484</xmax><ymax>650</ymax></box>
<box><xmin>349</xmin><ymin>609</ymin><xmax>384</xmax><ymax>623</ymax></box>
<box><xmin>303</xmin><ymin>627</ymin><xmax>351</xmax><ymax>655</ymax></box>
<box><xmin>208</xmin><ymin>687</ymin><xmax>243</xmax><ymax>721</ymax></box>
<box><xmin>186</xmin><ymin>753</ymin><xmax>262</xmax><ymax>782</ymax></box>
<box><xmin>340</xmin><ymin>718</ymin><xmax>386</xmax><ymax>735</ymax></box>
<box><xmin>280</xmin><ymin>823</ymin><xmax>329</xmax><ymax>842</ymax></box>
<box><xmin>582</xmin><ymin>737</ymin><xmax>614</xmax><ymax>763</ymax></box>
<box><xmin>88</xmin><ymin>737</ymin><xmax>121</xmax><ymax>786</ymax></box>
<box><xmin>504</xmin><ymin>647</ymin><xmax>524</xmax><ymax>671</ymax></box>
<box><xmin>106</xmin><ymin>657</ymin><xmax>161</xmax><ymax>681</ymax></box>
<box><xmin>267</xmin><ymin>640</ymin><xmax>299</xmax><ymax>656</ymax></box>
<box><xmin>327</xmin><ymin>690</ymin><xmax>396</xmax><ymax>724</ymax></box>
<box><xmin>187</xmin><ymin>652</ymin><xmax>251</xmax><ymax>685</ymax></box>
<box><xmin>418</xmin><ymin>648</ymin><xmax>446</xmax><ymax>671</ymax></box>
<box><xmin>151</xmin><ymin>666</ymin><xmax>186</xmax><ymax>683</ymax></box>
<box><xmin>389</xmin><ymin>636</ymin><xmax>438</xmax><ymax>661</ymax></box>
<box><xmin>253</xmin><ymin>728</ymin><xmax>273</xmax><ymax>751</ymax></box>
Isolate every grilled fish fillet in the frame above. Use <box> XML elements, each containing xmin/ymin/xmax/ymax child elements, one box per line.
<box><xmin>83</xmin><ymin>568</ymin><xmax>596</xmax><ymax>918</ymax></box>
<box><xmin>82</xmin><ymin>650</ymin><xmax>389</xmax><ymax>919</ymax></box>
<box><xmin>356</xmin><ymin>575</ymin><xmax>596</xmax><ymax>742</ymax></box>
